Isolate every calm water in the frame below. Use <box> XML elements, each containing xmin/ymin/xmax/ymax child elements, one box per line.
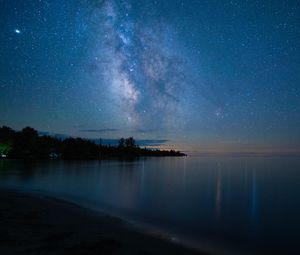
<box><xmin>0</xmin><ymin>157</ymin><xmax>300</xmax><ymax>254</ymax></box>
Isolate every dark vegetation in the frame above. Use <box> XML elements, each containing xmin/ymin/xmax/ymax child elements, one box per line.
<box><xmin>0</xmin><ymin>126</ymin><xmax>186</xmax><ymax>160</ymax></box>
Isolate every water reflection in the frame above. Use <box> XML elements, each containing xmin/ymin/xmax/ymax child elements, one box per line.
<box><xmin>214</xmin><ymin>163</ymin><xmax>222</xmax><ymax>222</ymax></box>
<box><xmin>251</xmin><ymin>168</ymin><xmax>258</xmax><ymax>220</ymax></box>
<box><xmin>0</xmin><ymin>157</ymin><xmax>300</xmax><ymax>254</ymax></box>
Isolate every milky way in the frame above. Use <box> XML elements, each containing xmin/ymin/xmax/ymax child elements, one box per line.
<box><xmin>87</xmin><ymin>0</ymin><xmax>188</xmax><ymax>131</ymax></box>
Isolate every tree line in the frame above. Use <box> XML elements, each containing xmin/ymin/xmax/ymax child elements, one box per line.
<box><xmin>0</xmin><ymin>126</ymin><xmax>186</xmax><ymax>160</ymax></box>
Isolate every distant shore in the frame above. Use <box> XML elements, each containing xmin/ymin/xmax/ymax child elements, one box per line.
<box><xmin>0</xmin><ymin>188</ymin><xmax>204</xmax><ymax>255</ymax></box>
<box><xmin>0</xmin><ymin>126</ymin><xmax>186</xmax><ymax>160</ymax></box>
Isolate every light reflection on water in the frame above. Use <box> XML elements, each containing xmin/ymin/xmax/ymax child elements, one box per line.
<box><xmin>0</xmin><ymin>156</ymin><xmax>300</xmax><ymax>254</ymax></box>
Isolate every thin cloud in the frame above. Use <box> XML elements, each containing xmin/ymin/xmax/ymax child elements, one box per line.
<box><xmin>80</xmin><ymin>128</ymin><xmax>119</xmax><ymax>133</ymax></box>
<box><xmin>93</xmin><ymin>139</ymin><xmax>169</xmax><ymax>147</ymax></box>
<box><xmin>137</xmin><ymin>139</ymin><xmax>170</xmax><ymax>146</ymax></box>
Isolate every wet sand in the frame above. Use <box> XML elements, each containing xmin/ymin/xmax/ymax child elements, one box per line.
<box><xmin>0</xmin><ymin>189</ymin><xmax>206</xmax><ymax>255</ymax></box>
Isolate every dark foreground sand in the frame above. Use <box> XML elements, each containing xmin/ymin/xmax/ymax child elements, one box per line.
<box><xmin>0</xmin><ymin>189</ymin><xmax>205</xmax><ymax>255</ymax></box>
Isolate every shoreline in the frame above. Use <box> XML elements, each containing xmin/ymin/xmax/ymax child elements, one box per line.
<box><xmin>0</xmin><ymin>188</ymin><xmax>205</xmax><ymax>255</ymax></box>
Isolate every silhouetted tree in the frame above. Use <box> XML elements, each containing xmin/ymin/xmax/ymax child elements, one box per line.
<box><xmin>118</xmin><ymin>138</ymin><xmax>125</xmax><ymax>148</ymax></box>
<box><xmin>21</xmin><ymin>127</ymin><xmax>38</xmax><ymax>138</ymax></box>
<box><xmin>0</xmin><ymin>126</ymin><xmax>15</xmax><ymax>143</ymax></box>
<box><xmin>125</xmin><ymin>137</ymin><xmax>135</xmax><ymax>148</ymax></box>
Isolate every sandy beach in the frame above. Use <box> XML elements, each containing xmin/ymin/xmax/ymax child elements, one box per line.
<box><xmin>0</xmin><ymin>189</ymin><xmax>205</xmax><ymax>255</ymax></box>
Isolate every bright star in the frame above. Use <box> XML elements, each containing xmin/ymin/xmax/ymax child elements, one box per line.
<box><xmin>15</xmin><ymin>29</ymin><xmax>21</xmax><ymax>34</ymax></box>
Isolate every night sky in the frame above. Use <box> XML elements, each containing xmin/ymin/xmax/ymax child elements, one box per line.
<box><xmin>1</xmin><ymin>0</ymin><xmax>300</xmax><ymax>154</ymax></box>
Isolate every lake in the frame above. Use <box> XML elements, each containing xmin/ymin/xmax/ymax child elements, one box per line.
<box><xmin>0</xmin><ymin>156</ymin><xmax>299</xmax><ymax>254</ymax></box>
